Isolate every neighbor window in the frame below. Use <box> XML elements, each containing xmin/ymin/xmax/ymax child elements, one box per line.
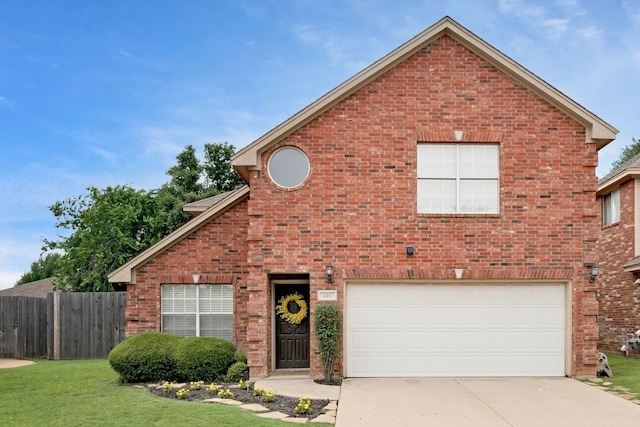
<box><xmin>417</xmin><ymin>143</ymin><xmax>499</xmax><ymax>213</ymax></box>
<box><xmin>161</xmin><ymin>284</ymin><xmax>233</xmax><ymax>341</ymax></box>
<box><xmin>602</xmin><ymin>189</ymin><xmax>620</xmax><ymax>226</ymax></box>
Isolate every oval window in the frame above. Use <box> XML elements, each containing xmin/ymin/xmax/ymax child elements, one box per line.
<box><xmin>267</xmin><ymin>147</ymin><xmax>310</xmax><ymax>188</ymax></box>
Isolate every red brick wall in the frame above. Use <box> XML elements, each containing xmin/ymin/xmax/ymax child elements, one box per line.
<box><xmin>598</xmin><ymin>179</ymin><xmax>639</xmax><ymax>352</ymax></box>
<box><xmin>245</xmin><ymin>35</ymin><xmax>599</xmax><ymax>377</ymax></box>
<box><xmin>125</xmin><ymin>198</ymin><xmax>250</xmax><ymax>351</ymax></box>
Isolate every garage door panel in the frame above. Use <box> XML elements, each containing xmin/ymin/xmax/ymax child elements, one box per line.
<box><xmin>346</xmin><ymin>283</ymin><xmax>565</xmax><ymax>377</ymax></box>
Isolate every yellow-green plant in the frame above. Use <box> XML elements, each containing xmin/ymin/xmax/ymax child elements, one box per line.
<box><xmin>162</xmin><ymin>381</ymin><xmax>178</xmax><ymax>392</ymax></box>
<box><xmin>253</xmin><ymin>386</ymin><xmax>265</xmax><ymax>396</ymax></box>
<box><xmin>176</xmin><ymin>388</ymin><xmax>190</xmax><ymax>399</ymax></box>
<box><xmin>207</xmin><ymin>384</ymin><xmax>221</xmax><ymax>394</ymax></box>
<box><xmin>262</xmin><ymin>391</ymin><xmax>275</xmax><ymax>403</ymax></box>
<box><xmin>238</xmin><ymin>379</ymin><xmax>252</xmax><ymax>390</ymax></box>
<box><xmin>295</xmin><ymin>397</ymin><xmax>312</xmax><ymax>415</ymax></box>
<box><xmin>189</xmin><ymin>380</ymin><xmax>204</xmax><ymax>390</ymax></box>
<box><xmin>217</xmin><ymin>388</ymin><xmax>234</xmax><ymax>399</ymax></box>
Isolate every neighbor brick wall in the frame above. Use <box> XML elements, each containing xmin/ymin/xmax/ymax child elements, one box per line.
<box><xmin>125</xmin><ymin>197</ymin><xmax>250</xmax><ymax>352</ymax></box>
<box><xmin>598</xmin><ymin>179</ymin><xmax>640</xmax><ymax>352</ymax></box>
<box><xmin>245</xmin><ymin>35</ymin><xmax>599</xmax><ymax>377</ymax></box>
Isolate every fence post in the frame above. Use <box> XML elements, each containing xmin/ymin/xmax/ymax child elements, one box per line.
<box><xmin>53</xmin><ymin>292</ymin><xmax>60</xmax><ymax>360</ymax></box>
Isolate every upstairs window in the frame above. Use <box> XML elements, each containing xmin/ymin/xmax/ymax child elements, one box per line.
<box><xmin>161</xmin><ymin>284</ymin><xmax>233</xmax><ymax>341</ymax></box>
<box><xmin>417</xmin><ymin>143</ymin><xmax>499</xmax><ymax>213</ymax></box>
<box><xmin>603</xmin><ymin>189</ymin><xmax>620</xmax><ymax>226</ymax></box>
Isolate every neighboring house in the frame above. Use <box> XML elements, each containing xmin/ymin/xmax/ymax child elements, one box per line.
<box><xmin>597</xmin><ymin>154</ymin><xmax>640</xmax><ymax>352</ymax></box>
<box><xmin>0</xmin><ymin>278</ymin><xmax>55</xmax><ymax>298</ymax></box>
<box><xmin>108</xmin><ymin>17</ymin><xmax>617</xmax><ymax>378</ymax></box>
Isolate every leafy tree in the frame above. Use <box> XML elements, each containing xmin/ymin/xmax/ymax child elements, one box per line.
<box><xmin>15</xmin><ymin>252</ymin><xmax>62</xmax><ymax>285</ymax></box>
<box><xmin>36</xmin><ymin>142</ymin><xmax>243</xmax><ymax>292</ymax></box>
<box><xmin>611</xmin><ymin>137</ymin><xmax>640</xmax><ymax>171</ymax></box>
<box><xmin>203</xmin><ymin>142</ymin><xmax>244</xmax><ymax>192</ymax></box>
<box><xmin>43</xmin><ymin>185</ymin><xmax>161</xmax><ymax>292</ymax></box>
<box><xmin>166</xmin><ymin>144</ymin><xmax>203</xmax><ymax>194</ymax></box>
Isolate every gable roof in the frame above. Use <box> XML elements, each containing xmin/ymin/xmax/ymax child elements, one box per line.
<box><xmin>0</xmin><ymin>277</ymin><xmax>55</xmax><ymax>298</ymax></box>
<box><xmin>108</xmin><ymin>185</ymin><xmax>250</xmax><ymax>284</ymax></box>
<box><xmin>231</xmin><ymin>16</ymin><xmax>617</xmax><ymax>182</ymax></box>
<box><xmin>598</xmin><ymin>152</ymin><xmax>640</xmax><ymax>194</ymax></box>
<box><xmin>183</xmin><ymin>190</ymin><xmax>238</xmax><ymax>217</ymax></box>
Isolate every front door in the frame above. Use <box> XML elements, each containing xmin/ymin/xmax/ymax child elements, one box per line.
<box><xmin>275</xmin><ymin>283</ymin><xmax>310</xmax><ymax>369</ymax></box>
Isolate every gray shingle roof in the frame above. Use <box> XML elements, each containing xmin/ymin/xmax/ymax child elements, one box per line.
<box><xmin>599</xmin><ymin>152</ymin><xmax>640</xmax><ymax>185</ymax></box>
<box><xmin>0</xmin><ymin>277</ymin><xmax>55</xmax><ymax>298</ymax></box>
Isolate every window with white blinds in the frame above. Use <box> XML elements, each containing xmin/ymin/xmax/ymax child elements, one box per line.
<box><xmin>161</xmin><ymin>284</ymin><xmax>233</xmax><ymax>341</ymax></box>
<box><xmin>417</xmin><ymin>143</ymin><xmax>499</xmax><ymax>213</ymax></box>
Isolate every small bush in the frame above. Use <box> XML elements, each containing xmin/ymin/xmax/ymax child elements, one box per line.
<box><xmin>225</xmin><ymin>361</ymin><xmax>249</xmax><ymax>382</ymax></box>
<box><xmin>174</xmin><ymin>336</ymin><xmax>236</xmax><ymax>382</ymax></box>
<box><xmin>108</xmin><ymin>332</ymin><xmax>180</xmax><ymax>383</ymax></box>
<box><xmin>234</xmin><ymin>348</ymin><xmax>247</xmax><ymax>363</ymax></box>
<box><xmin>314</xmin><ymin>304</ymin><xmax>342</xmax><ymax>383</ymax></box>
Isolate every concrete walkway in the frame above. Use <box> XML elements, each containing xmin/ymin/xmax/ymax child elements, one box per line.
<box><xmin>253</xmin><ymin>375</ymin><xmax>341</xmax><ymax>401</ymax></box>
<box><xmin>336</xmin><ymin>377</ymin><xmax>640</xmax><ymax>427</ymax></box>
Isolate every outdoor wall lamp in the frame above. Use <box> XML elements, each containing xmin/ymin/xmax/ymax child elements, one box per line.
<box><xmin>326</xmin><ymin>263</ymin><xmax>334</xmax><ymax>283</ymax></box>
<box><xmin>192</xmin><ymin>274</ymin><xmax>200</xmax><ymax>284</ymax></box>
<box><xmin>587</xmin><ymin>264</ymin><xmax>599</xmax><ymax>283</ymax></box>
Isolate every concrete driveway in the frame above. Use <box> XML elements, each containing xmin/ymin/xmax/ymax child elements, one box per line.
<box><xmin>336</xmin><ymin>378</ymin><xmax>640</xmax><ymax>427</ymax></box>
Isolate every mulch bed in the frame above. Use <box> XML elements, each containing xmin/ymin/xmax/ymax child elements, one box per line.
<box><xmin>148</xmin><ymin>383</ymin><xmax>330</xmax><ymax>420</ymax></box>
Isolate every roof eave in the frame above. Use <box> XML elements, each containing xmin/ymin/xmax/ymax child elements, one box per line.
<box><xmin>598</xmin><ymin>169</ymin><xmax>640</xmax><ymax>195</ymax></box>
<box><xmin>108</xmin><ymin>185</ymin><xmax>250</xmax><ymax>284</ymax></box>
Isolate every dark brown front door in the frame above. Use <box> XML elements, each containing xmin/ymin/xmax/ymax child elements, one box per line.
<box><xmin>275</xmin><ymin>283</ymin><xmax>310</xmax><ymax>369</ymax></box>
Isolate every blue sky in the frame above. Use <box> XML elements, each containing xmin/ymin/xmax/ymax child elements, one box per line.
<box><xmin>1</xmin><ymin>0</ymin><xmax>639</xmax><ymax>290</ymax></box>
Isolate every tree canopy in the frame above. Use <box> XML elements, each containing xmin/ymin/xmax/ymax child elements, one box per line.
<box><xmin>36</xmin><ymin>142</ymin><xmax>244</xmax><ymax>292</ymax></box>
<box><xmin>610</xmin><ymin>137</ymin><xmax>640</xmax><ymax>171</ymax></box>
<box><xmin>16</xmin><ymin>252</ymin><xmax>62</xmax><ymax>285</ymax></box>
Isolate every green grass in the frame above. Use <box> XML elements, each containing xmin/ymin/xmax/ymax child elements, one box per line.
<box><xmin>0</xmin><ymin>359</ymin><xmax>333</xmax><ymax>427</ymax></box>
<box><xmin>601</xmin><ymin>353</ymin><xmax>640</xmax><ymax>397</ymax></box>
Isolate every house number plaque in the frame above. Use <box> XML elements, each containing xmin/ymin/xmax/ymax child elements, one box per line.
<box><xmin>317</xmin><ymin>290</ymin><xmax>337</xmax><ymax>301</ymax></box>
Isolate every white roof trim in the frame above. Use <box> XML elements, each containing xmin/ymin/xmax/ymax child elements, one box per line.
<box><xmin>108</xmin><ymin>185</ymin><xmax>250</xmax><ymax>284</ymax></box>
<box><xmin>231</xmin><ymin>16</ymin><xmax>617</xmax><ymax>182</ymax></box>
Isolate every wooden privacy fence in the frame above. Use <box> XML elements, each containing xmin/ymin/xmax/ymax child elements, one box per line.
<box><xmin>0</xmin><ymin>292</ymin><xmax>126</xmax><ymax>359</ymax></box>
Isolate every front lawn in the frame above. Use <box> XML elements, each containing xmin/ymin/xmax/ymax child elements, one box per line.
<box><xmin>0</xmin><ymin>359</ymin><xmax>332</xmax><ymax>426</ymax></box>
<box><xmin>600</xmin><ymin>353</ymin><xmax>640</xmax><ymax>398</ymax></box>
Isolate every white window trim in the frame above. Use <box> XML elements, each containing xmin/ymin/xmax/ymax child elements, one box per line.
<box><xmin>603</xmin><ymin>188</ymin><xmax>620</xmax><ymax>226</ymax></box>
<box><xmin>161</xmin><ymin>284</ymin><xmax>233</xmax><ymax>340</ymax></box>
<box><xmin>417</xmin><ymin>143</ymin><xmax>500</xmax><ymax>214</ymax></box>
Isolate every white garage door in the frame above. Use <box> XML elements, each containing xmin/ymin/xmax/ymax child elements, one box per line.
<box><xmin>346</xmin><ymin>283</ymin><xmax>565</xmax><ymax>377</ymax></box>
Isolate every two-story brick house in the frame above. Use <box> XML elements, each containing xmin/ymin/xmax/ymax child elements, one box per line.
<box><xmin>109</xmin><ymin>17</ymin><xmax>617</xmax><ymax>378</ymax></box>
<box><xmin>597</xmin><ymin>154</ymin><xmax>640</xmax><ymax>352</ymax></box>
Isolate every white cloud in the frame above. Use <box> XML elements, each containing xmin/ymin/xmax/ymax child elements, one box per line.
<box><xmin>118</xmin><ymin>48</ymin><xmax>133</xmax><ymax>58</ymax></box>
<box><xmin>542</xmin><ymin>18</ymin><xmax>569</xmax><ymax>36</ymax></box>
<box><xmin>498</xmin><ymin>0</ymin><xmax>546</xmax><ymax>18</ymax></box>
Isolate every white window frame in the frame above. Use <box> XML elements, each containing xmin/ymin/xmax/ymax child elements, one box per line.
<box><xmin>417</xmin><ymin>143</ymin><xmax>499</xmax><ymax>214</ymax></box>
<box><xmin>603</xmin><ymin>189</ymin><xmax>620</xmax><ymax>226</ymax></box>
<box><xmin>161</xmin><ymin>284</ymin><xmax>233</xmax><ymax>341</ymax></box>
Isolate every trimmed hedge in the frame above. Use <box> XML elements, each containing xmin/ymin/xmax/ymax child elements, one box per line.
<box><xmin>108</xmin><ymin>332</ymin><xmax>180</xmax><ymax>383</ymax></box>
<box><xmin>174</xmin><ymin>337</ymin><xmax>236</xmax><ymax>382</ymax></box>
<box><xmin>108</xmin><ymin>332</ymin><xmax>237</xmax><ymax>383</ymax></box>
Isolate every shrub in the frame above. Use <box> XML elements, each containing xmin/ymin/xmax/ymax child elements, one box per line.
<box><xmin>225</xmin><ymin>361</ymin><xmax>249</xmax><ymax>382</ymax></box>
<box><xmin>174</xmin><ymin>336</ymin><xmax>236</xmax><ymax>382</ymax></box>
<box><xmin>314</xmin><ymin>304</ymin><xmax>342</xmax><ymax>382</ymax></box>
<box><xmin>108</xmin><ymin>332</ymin><xmax>180</xmax><ymax>383</ymax></box>
<box><xmin>234</xmin><ymin>348</ymin><xmax>247</xmax><ymax>363</ymax></box>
